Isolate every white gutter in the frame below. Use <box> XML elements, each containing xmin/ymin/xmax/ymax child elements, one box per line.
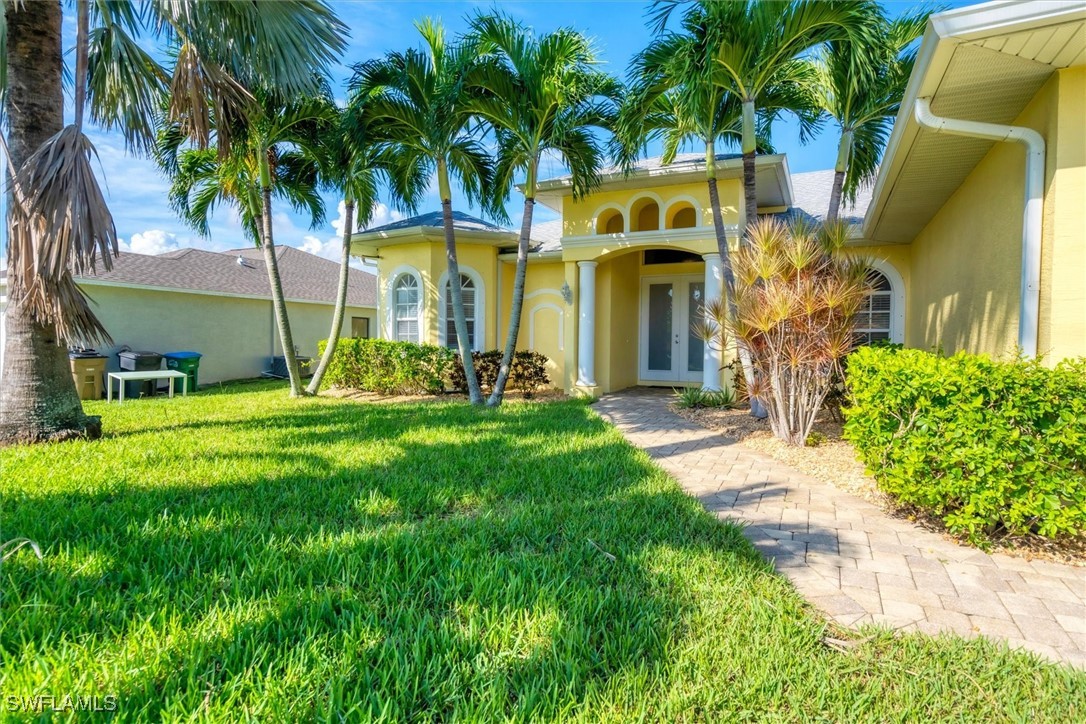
<box><xmin>914</xmin><ymin>97</ymin><xmax>1045</xmax><ymax>358</ymax></box>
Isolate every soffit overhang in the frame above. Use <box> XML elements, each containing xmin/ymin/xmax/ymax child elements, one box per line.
<box><xmin>863</xmin><ymin>1</ymin><xmax>1086</xmax><ymax>244</ymax></box>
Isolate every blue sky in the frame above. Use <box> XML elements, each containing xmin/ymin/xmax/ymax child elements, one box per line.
<box><xmin>4</xmin><ymin>0</ymin><xmax>974</xmax><ymax>268</ymax></box>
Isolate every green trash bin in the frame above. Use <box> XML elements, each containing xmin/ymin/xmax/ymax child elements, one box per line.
<box><xmin>163</xmin><ymin>351</ymin><xmax>202</xmax><ymax>393</ymax></box>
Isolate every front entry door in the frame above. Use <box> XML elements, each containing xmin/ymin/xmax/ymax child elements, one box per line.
<box><xmin>639</xmin><ymin>275</ymin><xmax>705</xmax><ymax>384</ymax></box>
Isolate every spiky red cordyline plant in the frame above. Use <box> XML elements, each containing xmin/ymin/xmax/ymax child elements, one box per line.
<box><xmin>701</xmin><ymin>218</ymin><xmax>873</xmax><ymax>446</ymax></box>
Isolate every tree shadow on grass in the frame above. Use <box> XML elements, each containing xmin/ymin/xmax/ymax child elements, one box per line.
<box><xmin>1</xmin><ymin>398</ymin><xmax>766</xmax><ymax>720</ymax></box>
<box><xmin>5</xmin><ymin>397</ymin><xmax>1081</xmax><ymax>719</ymax></box>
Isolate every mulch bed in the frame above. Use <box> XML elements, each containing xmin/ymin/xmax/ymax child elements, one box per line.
<box><xmin>672</xmin><ymin>402</ymin><xmax>1086</xmax><ymax>567</ymax></box>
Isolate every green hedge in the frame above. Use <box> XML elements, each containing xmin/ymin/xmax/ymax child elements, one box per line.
<box><xmin>449</xmin><ymin>350</ymin><xmax>551</xmax><ymax>397</ymax></box>
<box><xmin>843</xmin><ymin>347</ymin><xmax>1086</xmax><ymax>542</ymax></box>
<box><xmin>319</xmin><ymin>338</ymin><xmax>455</xmax><ymax>395</ymax></box>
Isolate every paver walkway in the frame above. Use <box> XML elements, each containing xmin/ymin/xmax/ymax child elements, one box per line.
<box><xmin>595</xmin><ymin>388</ymin><xmax>1086</xmax><ymax>669</ymax></box>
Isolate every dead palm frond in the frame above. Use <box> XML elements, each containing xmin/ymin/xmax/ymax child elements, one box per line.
<box><xmin>7</xmin><ymin>125</ymin><xmax>118</xmax><ymax>343</ymax></box>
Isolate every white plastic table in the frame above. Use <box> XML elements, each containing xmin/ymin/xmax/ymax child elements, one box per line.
<box><xmin>107</xmin><ymin>370</ymin><xmax>188</xmax><ymax>402</ymax></box>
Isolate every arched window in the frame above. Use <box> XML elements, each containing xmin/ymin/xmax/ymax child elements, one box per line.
<box><xmin>855</xmin><ymin>271</ymin><xmax>893</xmax><ymax>345</ymax></box>
<box><xmin>444</xmin><ymin>273</ymin><xmax>477</xmax><ymax>350</ymax></box>
<box><xmin>393</xmin><ymin>274</ymin><xmax>420</xmax><ymax>342</ymax></box>
<box><xmin>596</xmin><ymin>208</ymin><xmax>624</xmax><ymax>235</ymax></box>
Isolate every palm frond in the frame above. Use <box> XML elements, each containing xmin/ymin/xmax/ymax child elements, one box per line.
<box><xmin>7</xmin><ymin>125</ymin><xmax>118</xmax><ymax>342</ymax></box>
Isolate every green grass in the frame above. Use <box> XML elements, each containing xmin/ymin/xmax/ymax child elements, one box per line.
<box><xmin>2</xmin><ymin>380</ymin><xmax>1083</xmax><ymax>721</ymax></box>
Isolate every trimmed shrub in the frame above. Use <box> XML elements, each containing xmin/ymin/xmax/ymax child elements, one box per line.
<box><xmin>320</xmin><ymin>338</ymin><xmax>455</xmax><ymax>395</ymax></box>
<box><xmin>449</xmin><ymin>350</ymin><xmax>551</xmax><ymax>397</ymax></box>
<box><xmin>844</xmin><ymin>346</ymin><xmax>1086</xmax><ymax>543</ymax></box>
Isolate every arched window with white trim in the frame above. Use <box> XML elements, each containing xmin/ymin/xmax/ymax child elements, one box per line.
<box><xmin>855</xmin><ymin>270</ymin><xmax>893</xmax><ymax>345</ymax></box>
<box><xmin>443</xmin><ymin>273</ymin><xmax>477</xmax><ymax>350</ymax></box>
<box><xmin>393</xmin><ymin>274</ymin><xmax>421</xmax><ymax>342</ymax></box>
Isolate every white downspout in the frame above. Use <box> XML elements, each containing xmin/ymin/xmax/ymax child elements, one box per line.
<box><xmin>914</xmin><ymin>97</ymin><xmax>1044</xmax><ymax>358</ymax></box>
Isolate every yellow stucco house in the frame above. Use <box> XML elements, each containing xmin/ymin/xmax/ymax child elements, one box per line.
<box><xmin>352</xmin><ymin>1</ymin><xmax>1085</xmax><ymax>396</ymax></box>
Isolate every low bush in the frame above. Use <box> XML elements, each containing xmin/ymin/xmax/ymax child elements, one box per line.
<box><xmin>844</xmin><ymin>346</ymin><xmax>1086</xmax><ymax>543</ymax></box>
<box><xmin>674</xmin><ymin>386</ymin><xmax>736</xmax><ymax>410</ymax></box>
<box><xmin>449</xmin><ymin>350</ymin><xmax>551</xmax><ymax>397</ymax></box>
<box><xmin>320</xmin><ymin>338</ymin><xmax>455</xmax><ymax>395</ymax></box>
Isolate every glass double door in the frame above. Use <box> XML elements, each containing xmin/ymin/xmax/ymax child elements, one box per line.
<box><xmin>639</xmin><ymin>275</ymin><xmax>705</xmax><ymax>383</ymax></box>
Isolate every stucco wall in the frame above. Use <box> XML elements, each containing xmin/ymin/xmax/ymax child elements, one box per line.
<box><xmin>377</xmin><ymin>240</ymin><xmax>499</xmax><ymax>350</ymax></box>
<box><xmin>1041</xmin><ymin>66</ymin><xmax>1085</xmax><ymax>362</ymax></box>
<box><xmin>80</xmin><ymin>284</ymin><xmax>375</xmax><ymax>385</ymax></box>
<box><xmin>498</xmin><ymin>259</ymin><xmax>568</xmax><ymax>388</ymax></box>
<box><xmin>560</xmin><ymin>179</ymin><xmax>742</xmax><ymax>238</ymax></box>
<box><xmin>905</xmin><ymin>70</ymin><xmax>1084</xmax><ymax>362</ymax></box>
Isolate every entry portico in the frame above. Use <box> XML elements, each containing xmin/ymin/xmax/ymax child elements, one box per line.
<box><xmin>530</xmin><ymin>152</ymin><xmax>792</xmax><ymax>396</ymax></box>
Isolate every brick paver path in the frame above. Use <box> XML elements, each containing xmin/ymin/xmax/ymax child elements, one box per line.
<box><xmin>594</xmin><ymin>388</ymin><xmax>1086</xmax><ymax>669</ymax></box>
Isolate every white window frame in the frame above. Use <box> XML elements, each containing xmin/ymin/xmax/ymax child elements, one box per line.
<box><xmin>856</xmin><ymin>259</ymin><xmax>905</xmax><ymax>345</ymax></box>
<box><xmin>386</xmin><ymin>266</ymin><xmax>423</xmax><ymax>343</ymax></box>
<box><xmin>438</xmin><ymin>266</ymin><xmax>485</xmax><ymax>352</ymax></box>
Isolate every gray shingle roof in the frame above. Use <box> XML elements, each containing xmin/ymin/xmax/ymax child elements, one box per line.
<box><xmin>784</xmin><ymin>169</ymin><xmax>873</xmax><ymax>226</ymax></box>
<box><xmin>73</xmin><ymin>245</ymin><xmax>376</xmax><ymax>307</ymax></box>
<box><xmin>539</xmin><ymin>152</ymin><xmax>743</xmax><ymax>185</ymax></box>
<box><xmin>529</xmin><ymin>219</ymin><xmax>564</xmax><ymax>253</ymax></box>
<box><xmin>362</xmin><ymin>210</ymin><xmax>508</xmax><ymax>235</ymax></box>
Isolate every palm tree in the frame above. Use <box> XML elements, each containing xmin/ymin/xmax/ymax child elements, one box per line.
<box><xmin>650</xmin><ymin>0</ymin><xmax>876</xmax><ymax>231</ymax></box>
<box><xmin>620</xmin><ymin>25</ymin><xmax>779</xmax><ymax>334</ymax></box>
<box><xmin>159</xmin><ymin>91</ymin><xmax>337</xmax><ymax>397</ymax></box>
<box><xmin>621</xmin><ymin>22</ymin><xmax>789</xmax><ymax>415</ymax></box>
<box><xmin>306</xmin><ymin>106</ymin><xmax>425</xmax><ymax>395</ymax></box>
<box><xmin>816</xmin><ymin>10</ymin><xmax>930</xmax><ymax>220</ymax></box>
<box><xmin>465</xmin><ymin>14</ymin><xmax>620</xmax><ymax>407</ymax></box>
<box><xmin>0</xmin><ymin>0</ymin><xmax>345</xmax><ymax>444</ymax></box>
<box><xmin>350</xmin><ymin>20</ymin><xmax>499</xmax><ymax>406</ymax></box>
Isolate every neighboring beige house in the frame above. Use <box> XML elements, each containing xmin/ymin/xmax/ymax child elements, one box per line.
<box><xmin>0</xmin><ymin>245</ymin><xmax>377</xmax><ymax>385</ymax></box>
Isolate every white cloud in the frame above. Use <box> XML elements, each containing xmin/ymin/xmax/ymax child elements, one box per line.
<box><xmin>286</xmin><ymin>200</ymin><xmax>394</xmax><ymax>273</ymax></box>
<box><xmin>359</xmin><ymin>201</ymin><xmax>403</xmax><ymax>231</ymax></box>
<box><xmin>119</xmin><ymin>229</ymin><xmax>181</xmax><ymax>255</ymax></box>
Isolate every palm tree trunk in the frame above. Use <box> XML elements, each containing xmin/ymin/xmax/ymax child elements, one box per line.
<box><xmin>488</xmin><ymin>179</ymin><xmax>535</xmax><ymax>407</ymax></box>
<box><xmin>258</xmin><ymin>151</ymin><xmax>304</xmax><ymax>397</ymax></box>
<box><xmin>741</xmin><ymin>99</ymin><xmax>758</xmax><ymax>235</ymax></box>
<box><xmin>306</xmin><ymin>198</ymin><xmax>354</xmax><ymax>394</ymax></box>
<box><xmin>826</xmin><ymin>128</ymin><xmax>852</xmax><ymax>222</ymax></box>
<box><xmin>706</xmin><ymin>145</ymin><xmax>764</xmax><ymax>418</ymax></box>
<box><xmin>437</xmin><ymin>161</ymin><xmax>482</xmax><ymax>405</ymax></box>
<box><xmin>0</xmin><ymin>1</ymin><xmax>101</xmax><ymax>445</ymax></box>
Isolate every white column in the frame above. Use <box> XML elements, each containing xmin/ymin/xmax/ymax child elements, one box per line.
<box><xmin>576</xmin><ymin>261</ymin><xmax>597</xmax><ymax>387</ymax></box>
<box><xmin>702</xmin><ymin>253</ymin><xmax>723</xmax><ymax>391</ymax></box>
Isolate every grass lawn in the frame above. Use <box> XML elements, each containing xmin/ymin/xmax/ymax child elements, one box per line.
<box><xmin>2</xmin><ymin>380</ymin><xmax>1084</xmax><ymax>720</ymax></box>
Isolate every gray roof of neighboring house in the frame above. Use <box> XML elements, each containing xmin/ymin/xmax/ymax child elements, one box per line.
<box><xmin>66</xmin><ymin>245</ymin><xmax>376</xmax><ymax>307</ymax></box>
<box><xmin>362</xmin><ymin>210</ymin><xmax>508</xmax><ymax>235</ymax></box>
<box><xmin>783</xmin><ymin>169</ymin><xmax>874</xmax><ymax>226</ymax></box>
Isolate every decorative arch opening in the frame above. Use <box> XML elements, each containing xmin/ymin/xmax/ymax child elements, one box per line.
<box><xmin>666</xmin><ymin>201</ymin><xmax>697</xmax><ymax>229</ymax></box>
<box><xmin>630</xmin><ymin>197</ymin><xmax>660</xmax><ymax>232</ymax></box>
<box><xmin>596</xmin><ymin>208</ymin><xmax>624</xmax><ymax>235</ymax></box>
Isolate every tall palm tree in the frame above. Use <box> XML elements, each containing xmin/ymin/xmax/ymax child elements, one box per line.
<box><xmin>159</xmin><ymin>91</ymin><xmax>337</xmax><ymax>397</ymax></box>
<box><xmin>0</xmin><ymin>0</ymin><xmax>345</xmax><ymax>444</ymax></box>
<box><xmin>465</xmin><ymin>14</ymin><xmax>620</xmax><ymax>407</ymax></box>
<box><xmin>350</xmin><ymin>20</ymin><xmax>498</xmax><ymax>406</ymax></box>
<box><xmin>816</xmin><ymin>9</ymin><xmax>931</xmax><ymax>220</ymax></box>
<box><xmin>621</xmin><ymin>23</ymin><xmax>790</xmax><ymax>416</ymax></box>
<box><xmin>650</xmin><ymin>0</ymin><xmax>876</xmax><ymax>231</ymax></box>
<box><xmin>620</xmin><ymin>26</ymin><xmax>780</xmax><ymax>331</ymax></box>
<box><xmin>306</xmin><ymin>105</ymin><xmax>425</xmax><ymax>395</ymax></box>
